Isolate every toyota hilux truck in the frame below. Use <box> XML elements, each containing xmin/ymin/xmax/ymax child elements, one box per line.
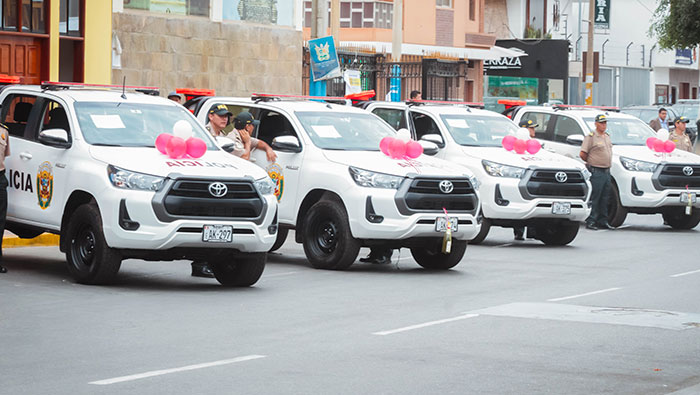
<box><xmin>0</xmin><ymin>83</ymin><xmax>278</xmax><ymax>286</ymax></box>
<box><xmin>512</xmin><ymin>105</ymin><xmax>700</xmax><ymax>229</ymax></box>
<box><xmin>192</xmin><ymin>95</ymin><xmax>481</xmax><ymax>270</ymax></box>
<box><xmin>362</xmin><ymin>101</ymin><xmax>592</xmax><ymax>245</ymax></box>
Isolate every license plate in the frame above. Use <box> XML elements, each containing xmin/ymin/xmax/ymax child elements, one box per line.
<box><xmin>552</xmin><ymin>202</ymin><xmax>572</xmax><ymax>215</ymax></box>
<box><xmin>680</xmin><ymin>192</ymin><xmax>697</xmax><ymax>204</ymax></box>
<box><xmin>202</xmin><ymin>225</ymin><xmax>233</xmax><ymax>243</ymax></box>
<box><xmin>435</xmin><ymin>217</ymin><xmax>458</xmax><ymax>232</ymax></box>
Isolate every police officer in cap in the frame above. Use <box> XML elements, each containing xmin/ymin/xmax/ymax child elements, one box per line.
<box><xmin>512</xmin><ymin>119</ymin><xmax>539</xmax><ymax>240</ymax></box>
<box><xmin>670</xmin><ymin>116</ymin><xmax>693</xmax><ymax>152</ymax></box>
<box><xmin>231</xmin><ymin>111</ymin><xmax>277</xmax><ymax>162</ymax></box>
<box><xmin>0</xmin><ymin>123</ymin><xmax>10</xmax><ymax>273</ymax></box>
<box><xmin>580</xmin><ymin>114</ymin><xmax>614</xmax><ymax>230</ymax></box>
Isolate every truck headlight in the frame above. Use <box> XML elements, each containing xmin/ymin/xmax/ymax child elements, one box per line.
<box><xmin>349</xmin><ymin>166</ymin><xmax>404</xmax><ymax>189</ymax></box>
<box><xmin>108</xmin><ymin>165</ymin><xmax>165</xmax><ymax>191</ymax></box>
<box><xmin>620</xmin><ymin>157</ymin><xmax>658</xmax><ymax>172</ymax></box>
<box><xmin>482</xmin><ymin>160</ymin><xmax>526</xmax><ymax>179</ymax></box>
<box><xmin>254</xmin><ymin>177</ymin><xmax>276</xmax><ymax>196</ymax></box>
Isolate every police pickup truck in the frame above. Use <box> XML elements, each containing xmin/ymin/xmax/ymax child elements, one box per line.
<box><xmin>0</xmin><ymin>83</ymin><xmax>278</xmax><ymax>286</ymax></box>
<box><xmin>189</xmin><ymin>94</ymin><xmax>481</xmax><ymax>270</ymax></box>
<box><xmin>361</xmin><ymin>101</ymin><xmax>591</xmax><ymax>245</ymax></box>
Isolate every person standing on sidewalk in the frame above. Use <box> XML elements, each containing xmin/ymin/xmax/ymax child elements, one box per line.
<box><xmin>0</xmin><ymin>123</ymin><xmax>10</xmax><ymax>273</ymax></box>
<box><xmin>649</xmin><ymin>108</ymin><xmax>669</xmax><ymax>132</ymax></box>
<box><xmin>580</xmin><ymin>114</ymin><xmax>614</xmax><ymax>230</ymax></box>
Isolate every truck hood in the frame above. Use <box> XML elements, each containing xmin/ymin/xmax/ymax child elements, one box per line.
<box><xmin>322</xmin><ymin>150</ymin><xmax>474</xmax><ymax>178</ymax></box>
<box><xmin>88</xmin><ymin>146</ymin><xmax>269</xmax><ymax>179</ymax></box>
<box><xmin>613</xmin><ymin>145</ymin><xmax>700</xmax><ymax>164</ymax></box>
<box><xmin>460</xmin><ymin>146</ymin><xmax>586</xmax><ymax>170</ymax></box>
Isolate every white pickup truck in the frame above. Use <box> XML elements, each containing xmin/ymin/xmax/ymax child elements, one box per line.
<box><xmin>361</xmin><ymin>101</ymin><xmax>592</xmax><ymax>245</ymax></box>
<box><xmin>512</xmin><ymin>106</ymin><xmax>700</xmax><ymax>229</ymax></box>
<box><xmin>190</xmin><ymin>95</ymin><xmax>481</xmax><ymax>270</ymax></box>
<box><xmin>0</xmin><ymin>83</ymin><xmax>278</xmax><ymax>286</ymax></box>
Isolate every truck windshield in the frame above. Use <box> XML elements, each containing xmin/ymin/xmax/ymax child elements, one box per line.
<box><xmin>74</xmin><ymin>102</ymin><xmax>217</xmax><ymax>148</ymax></box>
<box><xmin>582</xmin><ymin>117</ymin><xmax>657</xmax><ymax>145</ymax></box>
<box><xmin>295</xmin><ymin>111</ymin><xmax>396</xmax><ymax>150</ymax></box>
<box><xmin>439</xmin><ymin>114</ymin><xmax>519</xmax><ymax>146</ymax></box>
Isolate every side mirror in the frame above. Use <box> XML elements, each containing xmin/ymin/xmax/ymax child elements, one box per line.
<box><xmin>38</xmin><ymin>128</ymin><xmax>70</xmax><ymax>148</ymax></box>
<box><xmin>420</xmin><ymin>133</ymin><xmax>445</xmax><ymax>148</ymax></box>
<box><xmin>272</xmin><ymin>135</ymin><xmax>302</xmax><ymax>153</ymax></box>
<box><xmin>419</xmin><ymin>140</ymin><xmax>439</xmax><ymax>156</ymax></box>
<box><xmin>566</xmin><ymin>134</ymin><xmax>584</xmax><ymax>146</ymax></box>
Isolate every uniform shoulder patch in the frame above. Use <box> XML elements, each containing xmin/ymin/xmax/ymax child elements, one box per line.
<box><xmin>588</xmin><ymin>132</ymin><xmax>594</xmax><ymax>136</ymax></box>
<box><xmin>0</xmin><ymin>123</ymin><xmax>8</xmax><ymax>131</ymax></box>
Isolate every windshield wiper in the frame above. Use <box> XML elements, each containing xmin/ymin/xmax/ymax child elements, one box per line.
<box><xmin>91</xmin><ymin>143</ymin><xmax>122</xmax><ymax>147</ymax></box>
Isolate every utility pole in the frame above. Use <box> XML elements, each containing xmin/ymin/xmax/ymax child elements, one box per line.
<box><xmin>310</xmin><ymin>0</ymin><xmax>328</xmax><ymax>40</ymax></box>
<box><xmin>330</xmin><ymin>0</ymin><xmax>340</xmax><ymax>47</ymax></box>
<box><xmin>584</xmin><ymin>0</ymin><xmax>594</xmax><ymax>105</ymax></box>
<box><xmin>391</xmin><ymin>0</ymin><xmax>403</xmax><ymax>62</ymax></box>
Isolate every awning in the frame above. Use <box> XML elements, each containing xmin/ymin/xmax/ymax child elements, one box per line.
<box><xmin>338</xmin><ymin>41</ymin><xmax>527</xmax><ymax>60</ymax></box>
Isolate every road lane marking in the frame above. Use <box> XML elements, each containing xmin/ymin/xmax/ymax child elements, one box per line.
<box><xmin>372</xmin><ymin>314</ymin><xmax>479</xmax><ymax>336</ymax></box>
<box><xmin>547</xmin><ymin>287</ymin><xmax>621</xmax><ymax>302</ymax></box>
<box><xmin>89</xmin><ymin>355</ymin><xmax>266</xmax><ymax>385</ymax></box>
<box><xmin>670</xmin><ymin>269</ymin><xmax>700</xmax><ymax>278</ymax></box>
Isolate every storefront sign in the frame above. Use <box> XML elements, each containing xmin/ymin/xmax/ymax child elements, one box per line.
<box><xmin>594</xmin><ymin>0</ymin><xmax>610</xmax><ymax>29</ymax></box>
<box><xmin>484</xmin><ymin>57</ymin><xmax>522</xmax><ymax>70</ymax></box>
<box><xmin>309</xmin><ymin>36</ymin><xmax>341</xmax><ymax>82</ymax></box>
<box><xmin>675</xmin><ymin>49</ymin><xmax>694</xmax><ymax>65</ymax></box>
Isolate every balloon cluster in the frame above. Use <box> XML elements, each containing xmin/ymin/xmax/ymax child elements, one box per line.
<box><xmin>646</xmin><ymin>128</ymin><xmax>675</xmax><ymax>153</ymax></box>
<box><xmin>155</xmin><ymin>120</ymin><xmax>207</xmax><ymax>159</ymax></box>
<box><xmin>502</xmin><ymin>128</ymin><xmax>541</xmax><ymax>155</ymax></box>
<box><xmin>379</xmin><ymin>129</ymin><xmax>423</xmax><ymax>159</ymax></box>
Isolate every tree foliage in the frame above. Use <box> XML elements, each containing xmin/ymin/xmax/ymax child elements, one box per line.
<box><xmin>650</xmin><ymin>0</ymin><xmax>700</xmax><ymax>49</ymax></box>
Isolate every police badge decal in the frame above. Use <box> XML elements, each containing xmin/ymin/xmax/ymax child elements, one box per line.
<box><xmin>37</xmin><ymin>161</ymin><xmax>54</xmax><ymax>209</ymax></box>
<box><xmin>266</xmin><ymin>163</ymin><xmax>284</xmax><ymax>202</ymax></box>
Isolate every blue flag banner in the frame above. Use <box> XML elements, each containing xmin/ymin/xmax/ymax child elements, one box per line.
<box><xmin>309</xmin><ymin>36</ymin><xmax>341</xmax><ymax>82</ymax></box>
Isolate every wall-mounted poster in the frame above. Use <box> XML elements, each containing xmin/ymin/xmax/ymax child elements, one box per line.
<box><xmin>223</xmin><ymin>0</ymin><xmax>294</xmax><ymax>26</ymax></box>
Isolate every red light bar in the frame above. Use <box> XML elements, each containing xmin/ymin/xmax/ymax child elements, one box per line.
<box><xmin>0</xmin><ymin>74</ymin><xmax>20</xmax><ymax>84</ymax></box>
<box><xmin>177</xmin><ymin>88</ymin><xmax>215</xmax><ymax>102</ymax></box>
<box><xmin>41</xmin><ymin>81</ymin><xmax>159</xmax><ymax>91</ymax></box>
<box><xmin>498</xmin><ymin>99</ymin><xmax>526</xmax><ymax>105</ymax></box>
<box><xmin>345</xmin><ymin>90</ymin><xmax>376</xmax><ymax>101</ymax></box>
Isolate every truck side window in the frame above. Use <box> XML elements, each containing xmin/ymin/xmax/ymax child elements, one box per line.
<box><xmin>257</xmin><ymin>110</ymin><xmax>297</xmax><ymax>147</ymax></box>
<box><xmin>1</xmin><ymin>94</ymin><xmax>37</xmax><ymax>138</ymax></box>
<box><xmin>552</xmin><ymin>115</ymin><xmax>583</xmax><ymax>143</ymax></box>
<box><xmin>372</xmin><ymin>108</ymin><xmax>405</xmax><ymax>131</ymax></box>
<box><xmin>410</xmin><ymin>112</ymin><xmax>442</xmax><ymax>143</ymax></box>
<box><xmin>39</xmin><ymin>100</ymin><xmax>71</xmax><ymax>136</ymax></box>
<box><xmin>521</xmin><ymin>112</ymin><xmax>551</xmax><ymax>139</ymax></box>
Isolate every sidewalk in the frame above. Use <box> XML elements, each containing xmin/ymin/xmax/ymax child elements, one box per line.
<box><xmin>3</xmin><ymin>231</ymin><xmax>60</xmax><ymax>248</ymax></box>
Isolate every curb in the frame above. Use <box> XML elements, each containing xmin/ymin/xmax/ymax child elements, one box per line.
<box><xmin>3</xmin><ymin>233</ymin><xmax>60</xmax><ymax>248</ymax></box>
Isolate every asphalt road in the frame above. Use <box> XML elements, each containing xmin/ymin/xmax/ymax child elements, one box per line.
<box><xmin>1</xmin><ymin>214</ymin><xmax>699</xmax><ymax>395</ymax></box>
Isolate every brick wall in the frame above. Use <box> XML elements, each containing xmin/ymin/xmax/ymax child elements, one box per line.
<box><xmin>435</xmin><ymin>9</ymin><xmax>454</xmax><ymax>47</ymax></box>
<box><xmin>112</xmin><ymin>12</ymin><xmax>302</xmax><ymax>96</ymax></box>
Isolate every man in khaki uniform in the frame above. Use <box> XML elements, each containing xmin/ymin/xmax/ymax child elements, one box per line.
<box><xmin>670</xmin><ymin>116</ymin><xmax>693</xmax><ymax>152</ymax></box>
<box><xmin>580</xmin><ymin>114</ymin><xmax>614</xmax><ymax>230</ymax></box>
<box><xmin>0</xmin><ymin>123</ymin><xmax>10</xmax><ymax>273</ymax></box>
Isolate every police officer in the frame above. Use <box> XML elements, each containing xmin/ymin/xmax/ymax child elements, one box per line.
<box><xmin>231</xmin><ymin>111</ymin><xmax>277</xmax><ymax>162</ymax></box>
<box><xmin>513</xmin><ymin>119</ymin><xmax>539</xmax><ymax>240</ymax></box>
<box><xmin>167</xmin><ymin>91</ymin><xmax>181</xmax><ymax>104</ymax></box>
<box><xmin>0</xmin><ymin>123</ymin><xmax>10</xmax><ymax>273</ymax></box>
<box><xmin>580</xmin><ymin>114</ymin><xmax>614</xmax><ymax>230</ymax></box>
<box><xmin>670</xmin><ymin>116</ymin><xmax>693</xmax><ymax>152</ymax></box>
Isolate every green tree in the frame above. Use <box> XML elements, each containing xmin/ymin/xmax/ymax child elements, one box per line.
<box><xmin>650</xmin><ymin>0</ymin><xmax>700</xmax><ymax>49</ymax></box>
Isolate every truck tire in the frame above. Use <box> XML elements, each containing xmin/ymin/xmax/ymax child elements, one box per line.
<box><xmin>64</xmin><ymin>203</ymin><xmax>122</xmax><ymax>285</ymax></box>
<box><xmin>410</xmin><ymin>239</ymin><xmax>467</xmax><ymax>270</ymax></box>
<box><xmin>210</xmin><ymin>252</ymin><xmax>266</xmax><ymax>287</ymax></box>
<box><xmin>269</xmin><ymin>227</ymin><xmax>289</xmax><ymax>252</ymax></box>
<box><xmin>302</xmin><ymin>200</ymin><xmax>360</xmax><ymax>270</ymax></box>
<box><xmin>662</xmin><ymin>208</ymin><xmax>700</xmax><ymax>230</ymax></box>
<box><xmin>535</xmin><ymin>220</ymin><xmax>580</xmax><ymax>246</ymax></box>
<box><xmin>607</xmin><ymin>183</ymin><xmax>628</xmax><ymax>227</ymax></box>
<box><xmin>469</xmin><ymin>217</ymin><xmax>490</xmax><ymax>245</ymax></box>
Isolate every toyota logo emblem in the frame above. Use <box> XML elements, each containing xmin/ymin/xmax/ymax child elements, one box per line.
<box><xmin>208</xmin><ymin>182</ymin><xmax>228</xmax><ymax>198</ymax></box>
<box><xmin>555</xmin><ymin>171</ymin><xmax>568</xmax><ymax>183</ymax></box>
<box><xmin>439</xmin><ymin>180</ymin><xmax>454</xmax><ymax>194</ymax></box>
<box><xmin>683</xmin><ymin>166</ymin><xmax>694</xmax><ymax>176</ymax></box>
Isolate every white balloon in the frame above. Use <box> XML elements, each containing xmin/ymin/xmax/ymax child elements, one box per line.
<box><xmin>173</xmin><ymin>120</ymin><xmax>193</xmax><ymax>139</ymax></box>
<box><xmin>396</xmin><ymin>128</ymin><xmax>411</xmax><ymax>142</ymax></box>
<box><xmin>516</xmin><ymin>127</ymin><xmax>531</xmax><ymax>140</ymax></box>
<box><xmin>657</xmin><ymin>128</ymin><xmax>669</xmax><ymax>141</ymax></box>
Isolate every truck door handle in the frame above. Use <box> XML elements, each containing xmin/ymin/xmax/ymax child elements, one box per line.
<box><xmin>19</xmin><ymin>152</ymin><xmax>32</xmax><ymax>160</ymax></box>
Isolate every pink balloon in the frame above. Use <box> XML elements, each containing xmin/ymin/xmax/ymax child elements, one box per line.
<box><xmin>664</xmin><ymin>140</ymin><xmax>676</xmax><ymax>153</ymax></box>
<box><xmin>405</xmin><ymin>140</ymin><xmax>423</xmax><ymax>159</ymax></box>
<box><xmin>380</xmin><ymin>137</ymin><xmax>393</xmax><ymax>156</ymax></box>
<box><xmin>155</xmin><ymin>133</ymin><xmax>173</xmax><ymax>154</ymax></box>
<box><xmin>653</xmin><ymin>139</ymin><xmax>665</xmax><ymax>153</ymax></box>
<box><xmin>389</xmin><ymin>138</ymin><xmax>406</xmax><ymax>159</ymax></box>
<box><xmin>646</xmin><ymin>137</ymin><xmax>657</xmax><ymax>150</ymax></box>
<box><xmin>186</xmin><ymin>137</ymin><xmax>207</xmax><ymax>158</ymax></box>
<box><xmin>166</xmin><ymin>136</ymin><xmax>187</xmax><ymax>158</ymax></box>
<box><xmin>526</xmin><ymin>139</ymin><xmax>541</xmax><ymax>154</ymax></box>
<box><xmin>502</xmin><ymin>135</ymin><xmax>516</xmax><ymax>151</ymax></box>
<box><xmin>513</xmin><ymin>139</ymin><xmax>527</xmax><ymax>154</ymax></box>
